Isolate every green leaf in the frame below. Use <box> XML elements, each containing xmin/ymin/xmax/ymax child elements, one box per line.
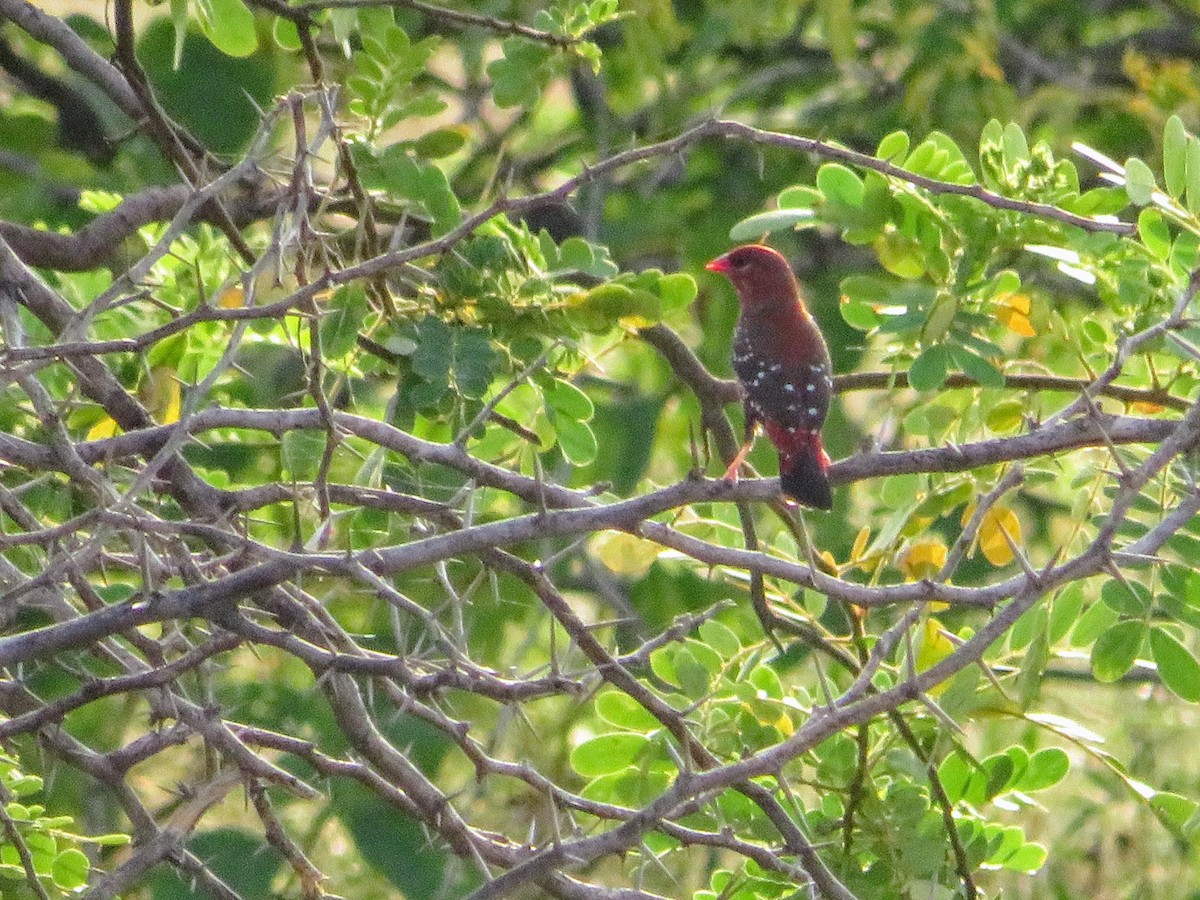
<box><xmin>169</xmin><ymin>0</ymin><xmax>189</xmax><ymax>67</ymax></box>
<box><xmin>411</xmin><ymin>316</ymin><xmax>452</xmax><ymax>383</ymax></box>
<box><xmin>729</xmin><ymin>209</ymin><xmax>815</xmax><ymax>241</ymax></box>
<box><xmin>281</xmin><ymin>431</ymin><xmax>326</xmax><ymax>481</ymax></box>
<box><xmin>50</xmin><ymin>848</ymin><xmax>89</xmax><ymax>890</ymax></box>
<box><xmin>138</xmin><ymin>19</ymin><xmax>276</xmax><ymax>156</ymax></box>
<box><xmin>649</xmin><ymin>646</ymin><xmax>677</xmax><ymax>687</ymax></box>
<box><xmin>91</xmin><ymin>833</ymin><xmax>132</xmax><ymax>847</ymax></box>
<box><xmin>413</xmin><ymin>127</ymin><xmax>467</xmax><ymax>159</ymax></box>
<box><xmin>552</xmin><ymin>415</ymin><xmax>597</xmax><ymax>466</ymax></box>
<box><xmin>908</xmin><ymin>344</ymin><xmax>950</xmax><ymax>391</ymax></box>
<box><xmin>369</xmin><ymin>150</ymin><xmax>462</xmax><ymax>235</ymax></box>
<box><xmin>937</xmin><ymin>751</ymin><xmax>971</xmax><ymax>804</ymax></box>
<box><xmin>920</xmin><ymin>293</ymin><xmax>957</xmax><ymax>344</ymax></box>
<box><xmin>698</xmin><ymin>620</ymin><xmax>740</xmax><ymax>658</ymax></box>
<box><xmin>557</xmin><ymin>236</ymin><xmax>595</xmax><ymax>272</ymax></box>
<box><xmin>1018</xmin><ymin>747</ymin><xmax>1070</xmax><ymax>792</ymax></box>
<box><xmin>570</xmin><ymin>733</ymin><xmax>649</xmax><ymax>776</ymax></box>
<box><xmin>1008</xmin><ymin>600</ymin><xmax>1046</xmax><ymax>648</ymax></box>
<box><xmin>1149</xmin><ymin>627</ymin><xmax>1200</xmax><ymax>701</ymax></box>
<box><xmin>1071</xmin><ymin>600</ymin><xmax>1118</xmax><ymax>647</ymax></box>
<box><xmin>320</xmin><ymin>285</ymin><xmax>368</xmax><ymax>358</ymax></box>
<box><xmin>1002</xmin><ymin>122</ymin><xmax>1030</xmax><ymax>167</ymax></box>
<box><xmin>272</xmin><ymin>15</ymin><xmax>302</xmax><ymax>51</ymax></box>
<box><xmin>839</xmin><ymin>274</ymin><xmax>895</xmax><ymax>305</ymax></box>
<box><xmin>1124</xmin><ymin>157</ymin><xmax>1156</xmax><ymax>205</ymax></box>
<box><xmin>1164</xmin><ymin>114</ymin><xmax>1188</xmax><ymax>198</ymax></box>
<box><xmin>1049</xmin><ymin>582</ymin><xmax>1086</xmax><ymax>644</ymax></box>
<box><xmin>1100</xmin><ymin>579</ymin><xmax>1150</xmax><ymax>616</ymax></box>
<box><xmin>451</xmin><ymin>329</ymin><xmax>498</xmax><ymax>398</ymax></box>
<box><xmin>595</xmin><ymin>692</ymin><xmax>660</xmax><ymax>732</ymax></box>
<box><xmin>840</xmin><ymin>296</ymin><xmax>881</xmax><ymax>330</ymax></box>
<box><xmin>815</xmin><ymin>733</ymin><xmax>859</xmax><ymax>787</ymax></box>
<box><xmin>544</xmin><ymin>378</ymin><xmax>594</xmax><ymax>422</ymax></box>
<box><xmin>1161</xmin><ymin>566</ymin><xmax>1200</xmax><ymax>628</ymax></box>
<box><xmin>1151</xmin><ymin>791</ymin><xmax>1200</xmax><ymax>836</ymax></box>
<box><xmin>656</xmin><ymin>273</ymin><xmax>697</xmax><ymax>313</ymax></box>
<box><xmin>197</xmin><ymin>0</ymin><xmax>259</xmax><ymax>57</ymax></box>
<box><xmin>1188</xmin><ymin>137</ymin><xmax>1200</xmax><ymax>216</ymax></box>
<box><xmin>777</xmin><ymin>185</ymin><xmax>822</xmax><ymax>208</ymax></box>
<box><xmin>877</xmin><ymin>130</ymin><xmax>910</xmax><ymax>162</ymax></box>
<box><xmin>673</xmin><ymin>646</ymin><xmax>712</xmax><ymax>699</ymax></box>
<box><xmin>1091</xmin><ymin>619</ymin><xmax>1147</xmax><ymax>683</ymax></box>
<box><xmin>985</xmin><ymin>827</ymin><xmax>1025</xmax><ymax>870</ymax></box>
<box><xmin>816</xmin><ymin>163</ymin><xmax>866</xmax><ymax>208</ymax></box>
<box><xmin>1138</xmin><ymin>208</ymin><xmax>1171</xmax><ymax>261</ymax></box>
<box><xmin>557</xmin><ymin>238</ymin><xmax>618</xmax><ymax>279</ymax></box>
<box><xmin>1001</xmin><ymin>842</ymin><xmax>1047</xmax><ymax>872</ymax></box>
<box><xmin>978</xmin><ymin>753</ymin><xmax>1016</xmax><ymax>802</ymax></box>
<box><xmin>410</xmin><ymin>317</ymin><xmax>497</xmax><ymax>399</ymax></box>
<box><xmin>875</xmin><ymin>231</ymin><xmax>926</xmax><ymax>278</ymax></box>
<box><xmin>488</xmin><ymin>38</ymin><xmax>552</xmax><ymax>108</ymax></box>
<box><xmin>952</xmin><ymin>346</ymin><xmax>1005</xmax><ymax>388</ymax></box>
<box><xmin>987</xmin><ymin>399</ymin><xmax>1024</xmax><ymax>432</ymax></box>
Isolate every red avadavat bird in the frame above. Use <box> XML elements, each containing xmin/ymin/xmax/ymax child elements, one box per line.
<box><xmin>706</xmin><ymin>244</ymin><xmax>833</xmax><ymax>510</ymax></box>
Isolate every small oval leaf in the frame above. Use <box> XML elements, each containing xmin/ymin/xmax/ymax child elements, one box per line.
<box><xmin>1150</xmin><ymin>627</ymin><xmax>1200</xmax><ymax>702</ymax></box>
<box><xmin>1091</xmin><ymin>619</ymin><xmax>1147</xmax><ymax>683</ymax></box>
<box><xmin>729</xmin><ymin>208</ymin><xmax>816</xmax><ymax>241</ymax></box>
<box><xmin>1124</xmin><ymin>157</ymin><xmax>1156</xmax><ymax>205</ymax></box>
<box><xmin>570</xmin><ymin>733</ymin><xmax>650</xmax><ymax>776</ymax></box>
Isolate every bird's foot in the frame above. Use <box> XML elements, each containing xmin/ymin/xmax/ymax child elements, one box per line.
<box><xmin>723</xmin><ymin>439</ymin><xmax>754</xmax><ymax>482</ymax></box>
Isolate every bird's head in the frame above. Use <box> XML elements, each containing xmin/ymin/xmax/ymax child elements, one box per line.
<box><xmin>705</xmin><ymin>244</ymin><xmax>801</xmax><ymax>312</ymax></box>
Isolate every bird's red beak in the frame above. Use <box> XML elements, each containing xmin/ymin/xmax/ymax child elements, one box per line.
<box><xmin>705</xmin><ymin>255</ymin><xmax>731</xmax><ymax>274</ymax></box>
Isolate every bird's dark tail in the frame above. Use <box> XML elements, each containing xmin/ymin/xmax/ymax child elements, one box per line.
<box><xmin>778</xmin><ymin>431</ymin><xmax>833</xmax><ymax>510</ymax></box>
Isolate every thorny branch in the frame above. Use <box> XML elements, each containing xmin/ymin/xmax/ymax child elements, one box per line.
<box><xmin>0</xmin><ymin>22</ymin><xmax>1192</xmax><ymax>898</ymax></box>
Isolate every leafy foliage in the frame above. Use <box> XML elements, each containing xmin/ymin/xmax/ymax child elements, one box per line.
<box><xmin>1</xmin><ymin>1</ymin><xmax>1200</xmax><ymax>898</ymax></box>
<box><xmin>0</xmin><ymin>753</ymin><xmax>127</xmax><ymax>898</ymax></box>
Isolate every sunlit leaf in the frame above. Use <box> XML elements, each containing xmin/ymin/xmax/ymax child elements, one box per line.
<box><xmin>979</xmin><ymin>506</ymin><xmax>1020</xmax><ymax>566</ymax></box>
<box><xmin>570</xmin><ymin>733</ymin><xmax>649</xmax><ymax>776</ymax></box>
<box><xmin>142</xmin><ymin>366</ymin><xmax>181</xmax><ymax>425</ymax></box>
<box><xmin>1164</xmin><ymin>115</ymin><xmax>1188</xmax><ymax>198</ymax></box>
<box><xmin>729</xmin><ymin>209</ymin><xmax>816</xmax><ymax>241</ymax></box>
<box><xmin>87</xmin><ymin>416</ymin><xmax>120</xmax><ymax>440</ymax></box>
<box><xmin>1123</xmin><ymin>156</ymin><xmax>1155</xmax><ymax>205</ymax></box>
<box><xmin>900</xmin><ymin>540</ymin><xmax>947</xmax><ymax>580</ymax></box>
<box><xmin>196</xmin><ymin>0</ymin><xmax>259</xmax><ymax>57</ymax></box>
<box><xmin>914</xmin><ymin>616</ymin><xmax>954</xmax><ymax>673</ymax></box>
<box><xmin>995</xmin><ymin>292</ymin><xmax>1035</xmax><ymax>336</ymax></box>
<box><xmin>595</xmin><ymin>692</ymin><xmax>660</xmax><ymax>732</ymax></box>
<box><xmin>50</xmin><ymin>848</ymin><xmax>89</xmax><ymax>890</ymax></box>
<box><xmin>1017</xmin><ymin>748</ymin><xmax>1070</xmax><ymax>792</ymax></box>
<box><xmin>877</xmin><ymin>130</ymin><xmax>910</xmax><ymax>162</ymax></box>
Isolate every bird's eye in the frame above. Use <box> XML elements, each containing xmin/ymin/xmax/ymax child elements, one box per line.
<box><xmin>731</xmin><ymin>256</ymin><xmax>751</xmax><ymax>271</ymax></box>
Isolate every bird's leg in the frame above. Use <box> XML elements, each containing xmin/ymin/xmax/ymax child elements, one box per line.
<box><xmin>722</xmin><ymin>439</ymin><xmax>754</xmax><ymax>481</ymax></box>
<box><xmin>723</xmin><ymin>412</ymin><xmax>759</xmax><ymax>481</ymax></box>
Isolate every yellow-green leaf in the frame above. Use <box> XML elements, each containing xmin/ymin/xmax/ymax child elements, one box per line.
<box><xmin>979</xmin><ymin>506</ymin><xmax>1020</xmax><ymax>566</ymax></box>
<box><xmin>900</xmin><ymin>540</ymin><xmax>947</xmax><ymax>581</ymax></box>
